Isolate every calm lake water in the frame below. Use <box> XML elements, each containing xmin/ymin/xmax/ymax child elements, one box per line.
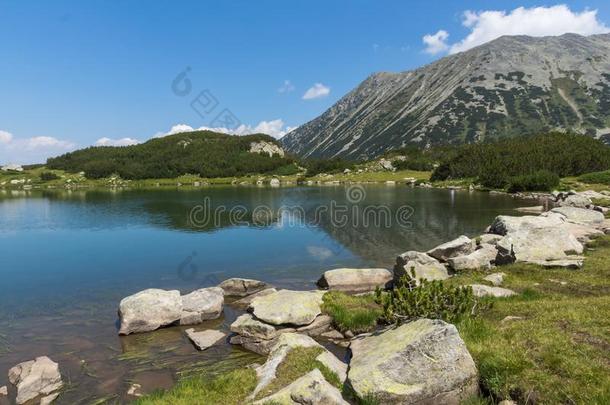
<box><xmin>0</xmin><ymin>185</ymin><xmax>536</xmax><ymax>403</ymax></box>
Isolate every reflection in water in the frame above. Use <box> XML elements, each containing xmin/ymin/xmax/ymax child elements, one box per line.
<box><xmin>0</xmin><ymin>186</ymin><xmax>536</xmax><ymax>403</ymax></box>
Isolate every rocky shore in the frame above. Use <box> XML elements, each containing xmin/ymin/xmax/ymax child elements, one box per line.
<box><xmin>4</xmin><ymin>189</ymin><xmax>608</xmax><ymax>404</ymax></box>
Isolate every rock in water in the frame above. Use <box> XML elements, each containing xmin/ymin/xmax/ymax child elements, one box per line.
<box><xmin>180</xmin><ymin>287</ymin><xmax>224</xmax><ymax>325</ymax></box>
<box><xmin>118</xmin><ymin>289</ymin><xmax>182</xmax><ymax>335</ymax></box>
<box><xmin>427</xmin><ymin>235</ymin><xmax>474</xmax><ymax>261</ymax></box>
<box><xmin>8</xmin><ymin>356</ymin><xmax>63</xmax><ymax>405</ymax></box>
<box><xmin>348</xmin><ymin>319</ymin><xmax>478</xmax><ymax>404</ymax></box>
<box><xmin>231</xmin><ymin>313</ymin><xmax>279</xmax><ymax>340</ymax></box>
<box><xmin>470</xmin><ymin>284</ymin><xmax>517</xmax><ymax>298</ymax></box>
<box><xmin>249</xmin><ymin>290</ymin><xmax>324</xmax><ymax>326</ymax></box>
<box><xmin>316</xmin><ymin>268</ymin><xmax>392</xmax><ymax>292</ymax></box>
<box><xmin>253</xmin><ymin>369</ymin><xmax>348</xmax><ymax>405</ymax></box>
<box><xmin>185</xmin><ymin>328</ymin><xmax>227</xmax><ymax>350</ymax></box>
<box><xmin>232</xmin><ymin>288</ymin><xmax>277</xmax><ymax>309</ymax></box>
<box><xmin>218</xmin><ymin>278</ymin><xmax>270</xmax><ymax>297</ymax></box>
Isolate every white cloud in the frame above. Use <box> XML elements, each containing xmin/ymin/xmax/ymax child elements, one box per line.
<box><xmin>0</xmin><ymin>130</ymin><xmax>13</xmax><ymax>144</ymax></box>
<box><xmin>0</xmin><ymin>130</ymin><xmax>76</xmax><ymax>164</ymax></box>
<box><xmin>94</xmin><ymin>137</ymin><xmax>140</xmax><ymax>147</ymax></box>
<box><xmin>302</xmin><ymin>83</ymin><xmax>330</xmax><ymax>100</ymax></box>
<box><xmin>155</xmin><ymin>119</ymin><xmax>296</xmax><ymax>140</ymax></box>
<box><xmin>424</xmin><ymin>5</ymin><xmax>610</xmax><ymax>56</ymax></box>
<box><xmin>278</xmin><ymin>80</ymin><xmax>295</xmax><ymax>93</ymax></box>
<box><xmin>422</xmin><ymin>30</ymin><xmax>449</xmax><ymax>54</ymax></box>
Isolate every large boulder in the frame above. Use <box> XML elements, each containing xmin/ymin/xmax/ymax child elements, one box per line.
<box><xmin>249</xmin><ymin>290</ymin><xmax>324</xmax><ymax>326</ymax></box>
<box><xmin>180</xmin><ymin>287</ymin><xmax>224</xmax><ymax>325</ymax></box>
<box><xmin>253</xmin><ymin>369</ymin><xmax>348</xmax><ymax>405</ymax></box>
<box><xmin>394</xmin><ymin>251</ymin><xmax>449</xmax><ymax>283</ymax></box>
<box><xmin>550</xmin><ymin>207</ymin><xmax>604</xmax><ymax>226</ymax></box>
<box><xmin>252</xmin><ymin>333</ymin><xmax>347</xmax><ymax>398</ymax></box>
<box><xmin>317</xmin><ymin>268</ymin><xmax>392</xmax><ymax>292</ymax></box>
<box><xmin>218</xmin><ymin>278</ymin><xmax>270</xmax><ymax>297</ymax></box>
<box><xmin>489</xmin><ymin>214</ymin><xmax>565</xmax><ymax>235</ymax></box>
<box><xmin>558</xmin><ymin>194</ymin><xmax>592</xmax><ymax>208</ymax></box>
<box><xmin>348</xmin><ymin>319</ymin><xmax>478</xmax><ymax>404</ymax></box>
<box><xmin>496</xmin><ymin>226</ymin><xmax>583</xmax><ymax>264</ymax></box>
<box><xmin>231</xmin><ymin>313</ymin><xmax>279</xmax><ymax>340</ymax></box>
<box><xmin>118</xmin><ymin>289</ymin><xmax>182</xmax><ymax>335</ymax></box>
<box><xmin>8</xmin><ymin>356</ymin><xmax>63</xmax><ymax>405</ymax></box>
<box><xmin>427</xmin><ymin>236</ymin><xmax>474</xmax><ymax>261</ymax></box>
<box><xmin>232</xmin><ymin>288</ymin><xmax>277</xmax><ymax>309</ymax></box>
<box><xmin>447</xmin><ymin>244</ymin><xmax>497</xmax><ymax>271</ymax></box>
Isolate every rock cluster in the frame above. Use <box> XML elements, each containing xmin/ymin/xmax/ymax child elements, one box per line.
<box><xmin>118</xmin><ymin>287</ymin><xmax>224</xmax><ymax>335</ymax></box>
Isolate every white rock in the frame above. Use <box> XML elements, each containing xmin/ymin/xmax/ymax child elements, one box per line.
<box><xmin>496</xmin><ymin>226</ymin><xmax>583</xmax><ymax>264</ymax></box>
<box><xmin>127</xmin><ymin>383</ymin><xmax>142</xmax><ymax>397</ymax></box>
<box><xmin>231</xmin><ymin>313</ymin><xmax>278</xmax><ymax>340</ymax></box>
<box><xmin>483</xmin><ymin>272</ymin><xmax>505</xmax><ymax>286</ymax></box>
<box><xmin>348</xmin><ymin>319</ymin><xmax>478</xmax><ymax>404</ymax></box>
<box><xmin>118</xmin><ymin>289</ymin><xmax>182</xmax><ymax>335</ymax></box>
<box><xmin>558</xmin><ymin>194</ymin><xmax>592</xmax><ymax>208</ymax></box>
<box><xmin>218</xmin><ymin>278</ymin><xmax>269</xmax><ymax>297</ymax></box>
<box><xmin>427</xmin><ymin>235</ymin><xmax>474</xmax><ymax>261</ymax></box>
<box><xmin>249</xmin><ymin>290</ymin><xmax>324</xmax><ymax>326</ymax></box>
<box><xmin>0</xmin><ymin>386</ymin><xmax>6</xmax><ymax>396</ymax></box>
<box><xmin>317</xmin><ymin>268</ymin><xmax>392</xmax><ymax>292</ymax></box>
<box><xmin>40</xmin><ymin>392</ymin><xmax>60</xmax><ymax>405</ymax></box>
<box><xmin>232</xmin><ymin>288</ymin><xmax>277</xmax><ymax>309</ymax></box>
<box><xmin>8</xmin><ymin>356</ymin><xmax>62</xmax><ymax>405</ymax></box>
<box><xmin>448</xmin><ymin>244</ymin><xmax>497</xmax><ymax>271</ymax></box>
<box><xmin>249</xmin><ymin>141</ymin><xmax>285</xmax><ymax>157</ymax></box>
<box><xmin>395</xmin><ymin>251</ymin><xmax>449</xmax><ymax>283</ymax></box>
<box><xmin>185</xmin><ymin>328</ymin><xmax>226</xmax><ymax>350</ymax></box>
<box><xmin>269</xmin><ymin>178</ymin><xmax>280</xmax><ymax>187</ymax></box>
<box><xmin>180</xmin><ymin>287</ymin><xmax>224</xmax><ymax>325</ymax></box>
<box><xmin>550</xmin><ymin>206</ymin><xmax>604</xmax><ymax>225</ymax></box>
<box><xmin>470</xmin><ymin>284</ymin><xmax>517</xmax><ymax>298</ymax></box>
<box><xmin>489</xmin><ymin>213</ymin><xmax>565</xmax><ymax>235</ymax></box>
<box><xmin>478</xmin><ymin>233</ymin><xmax>503</xmax><ymax>246</ymax></box>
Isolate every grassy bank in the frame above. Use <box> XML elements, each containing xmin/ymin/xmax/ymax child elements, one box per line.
<box><xmin>0</xmin><ymin>166</ymin><xmax>432</xmax><ymax>190</ymax></box>
<box><xmin>136</xmin><ymin>236</ymin><xmax>610</xmax><ymax>404</ymax></box>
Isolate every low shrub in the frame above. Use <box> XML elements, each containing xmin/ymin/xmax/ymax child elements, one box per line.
<box><xmin>322</xmin><ymin>291</ymin><xmax>382</xmax><ymax>333</ymax></box>
<box><xmin>375</xmin><ymin>268</ymin><xmax>479</xmax><ymax>324</ymax></box>
<box><xmin>579</xmin><ymin>170</ymin><xmax>610</xmax><ymax>185</ymax></box>
<box><xmin>507</xmin><ymin>170</ymin><xmax>560</xmax><ymax>192</ymax></box>
<box><xmin>391</xmin><ymin>158</ymin><xmax>434</xmax><ymax>172</ymax></box>
<box><xmin>39</xmin><ymin>171</ymin><xmax>60</xmax><ymax>181</ymax></box>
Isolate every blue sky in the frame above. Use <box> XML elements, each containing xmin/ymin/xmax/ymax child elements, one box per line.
<box><xmin>1</xmin><ymin>1</ymin><xmax>610</xmax><ymax>163</ymax></box>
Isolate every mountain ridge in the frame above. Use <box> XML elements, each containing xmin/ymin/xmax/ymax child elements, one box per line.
<box><xmin>282</xmin><ymin>33</ymin><xmax>610</xmax><ymax>159</ymax></box>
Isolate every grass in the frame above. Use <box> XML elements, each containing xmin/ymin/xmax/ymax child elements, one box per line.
<box><xmin>444</xmin><ymin>237</ymin><xmax>610</xmax><ymax>404</ymax></box>
<box><xmin>578</xmin><ymin>170</ymin><xmax>610</xmax><ymax>186</ymax></box>
<box><xmin>134</xmin><ymin>368</ymin><xmax>257</xmax><ymax>405</ymax></box>
<box><xmin>321</xmin><ymin>291</ymin><xmax>382</xmax><ymax>334</ymax></box>
<box><xmin>0</xmin><ymin>166</ymin><xmax>432</xmax><ymax>190</ymax></box>
<box><xmin>255</xmin><ymin>346</ymin><xmax>341</xmax><ymax>400</ymax></box>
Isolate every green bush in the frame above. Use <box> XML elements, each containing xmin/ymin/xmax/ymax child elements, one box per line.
<box><xmin>579</xmin><ymin>170</ymin><xmax>610</xmax><ymax>185</ymax></box>
<box><xmin>391</xmin><ymin>158</ymin><xmax>434</xmax><ymax>171</ymax></box>
<box><xmin>302</xmin><ymin>158</ymin><xmax>355</xmax><ymax>177</ymax></box>
<box><xmin>39</xmin><ymin>172</ymin><xmax>59</xmax><ymax>181</ymax></box>
<box><xmin>507</xmin><ymin>170</ymin><xmax>560</xmax><ymax>192</ymax></box>
<box><xmin>477</xmin><ymin>171</ymin><xmax>509</xmax><ymax>189</ymax></box>
<box><xmin>375</xmin><ymin>268</ymin><xmax>479</xmax><ymax>324</ymax></box>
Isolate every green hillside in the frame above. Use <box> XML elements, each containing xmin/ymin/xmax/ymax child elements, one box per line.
<box><xmin>47</xmin><ymin>131</ymin><xmax>295</xmax><ymax>179</ymax></box>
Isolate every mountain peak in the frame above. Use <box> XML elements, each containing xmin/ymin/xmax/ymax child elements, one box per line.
<box><xmin>282</xmin><ymin>33</ymin><xmax>610</xmax><ymax>159</ymax></box>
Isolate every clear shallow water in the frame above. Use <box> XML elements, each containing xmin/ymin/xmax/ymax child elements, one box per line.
<box><xmin>0</xmin><ymin>185</ymin><xmax>535</xmax><ymax>403</ymax></box>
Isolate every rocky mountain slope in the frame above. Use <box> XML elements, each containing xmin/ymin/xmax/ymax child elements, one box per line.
<box><xmin>282</xmin><ymin>33</ymin><xmax>610</xmax><ymax>159</ymax></box>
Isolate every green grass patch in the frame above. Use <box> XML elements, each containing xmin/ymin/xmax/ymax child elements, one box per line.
<box><xmin>255</xmin><ymin>346</ymin><xmax>341</xmax><ymax>399</ymax></box>
<box><xmin>446</xmin><ymin>237</ymin><xmax>610</xmax><ymax>404</ymax></box>
<box><xmin>322</xmin><ymin>291</ymin><xmax>382</xmax><ymax>333</ymax></box>
<box><xmin>579</xmin><ymin>170</ymin><xmax>610</xmax><ymax>185</ymax></box>
<box><xmin>134</xmin><ymin>368</ymin><xmax>257</xmax><ymax>405</ymax></box>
